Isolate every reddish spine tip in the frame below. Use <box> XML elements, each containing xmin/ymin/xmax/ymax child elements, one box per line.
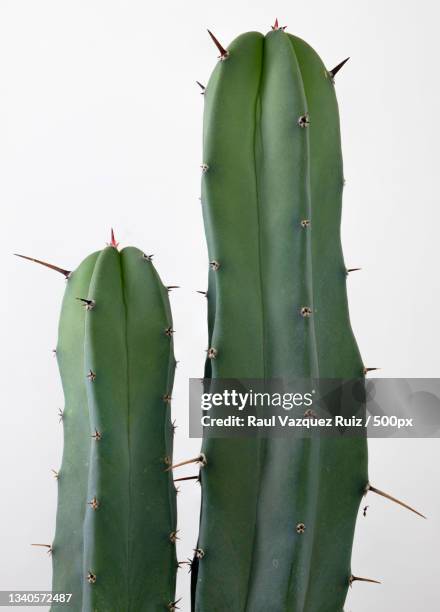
<box><xmin>271</xmin><ymin>18</ymin><xmax>286</xmax><ymax>31</ymax></box>
<box><xmin>109</xmin><ymin>228</ymin><xmax>119</xmax><ymax>249</ymax></box>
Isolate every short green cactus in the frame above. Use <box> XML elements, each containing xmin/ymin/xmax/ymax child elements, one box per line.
<box><xmin>190</xmin><ymin>23</ymin><xmax>423</xmax><ymax>612</ymax></box>
<box><xmin>19</xmin><ymin>236</ymin><xmax>178</xmax><ymax>611</ymax></box>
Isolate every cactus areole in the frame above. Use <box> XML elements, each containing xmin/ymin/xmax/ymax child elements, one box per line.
<box><xmin>193</xmin><ymin>26</ymin><xmax>368</xmax><ymax>611</ymax></box>
<box><xmin>52</xmin><ymin>244</ymin><xmax>177</xmax><ymax>611</ymax></box>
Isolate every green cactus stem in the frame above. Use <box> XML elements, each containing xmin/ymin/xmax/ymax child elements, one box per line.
<box><xmin>189</xmin><ymin>24</ymin><xmax>423</xmax><ymax>612</ymax></box>
<box><xmin>19</xmin><ymin>237</ymin><xmax>177</xmax><ymax>611</ymax></box>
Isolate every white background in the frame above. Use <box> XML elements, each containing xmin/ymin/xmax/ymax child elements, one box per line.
<box><xmin>1</xmin><ymin>1</ymin><xmax>439</xmax><ymax>611</ymax></box>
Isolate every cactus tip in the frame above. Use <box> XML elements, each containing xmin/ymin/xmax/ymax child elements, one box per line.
<box><xmin>271</xmin><ymin>18</ymin><xmax>286</xmax><ymax>31</ymax></box>
<box><xmin>207</xmin><ymin>29</ymin><xmax>229</xmax><ymax>60</ymax></box>
<box><xmin>108</xmin><ymin>228</ymin><xmax>119</xmax><ymax>249</ymax></box>
<box><xmin>196</xmin><ymin>81</ymin><xmax>206</xmax><ymax>93</ymax></box>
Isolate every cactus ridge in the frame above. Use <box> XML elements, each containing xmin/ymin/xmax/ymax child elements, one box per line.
<box><xmin>193</xmin><ymin>27</ymin><xmax>368</xmax><ymax>612</ymax></box>
<box><xmin>51</xmin><ymin>244</ymin><xmax>177</xmax><ymax>611</ymax></box>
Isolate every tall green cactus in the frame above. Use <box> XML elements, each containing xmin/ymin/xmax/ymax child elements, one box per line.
<box><xmin>19</xmin><ymin>237</ymin><xmax>178</xmax><ymax>611</ymax></box>
<box><xmin>189</xmin><ymin>24</ymin><xmax>422</xmax><ymax>612</ymax></box>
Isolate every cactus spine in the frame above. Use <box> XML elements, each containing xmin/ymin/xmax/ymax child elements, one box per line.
<box><xmin>193</xmin><ymin>27</ymin><xmax>368</xmax><ymax>611</ymax></box>
<box><xmin>28</xmin><ymin>240</ymin><xmax>177</xmax><ymax>611</ymax></box>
